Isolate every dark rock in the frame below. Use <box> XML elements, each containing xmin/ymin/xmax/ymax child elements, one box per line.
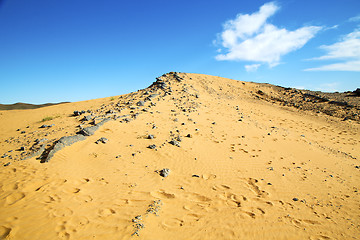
<box><xmin>186</xmin><ymin>134</ymin><xmax>192</xmax><ymax>138</ymax></box>
<box><xmin>20</xmin><ymin>147</ymin><xmax>25</xmax><ymax>151</ymax></box>
<box><xmin>83</xmin><ymin>115</ymin><xmax>92</xmax><ymax>121</ymax></box>
<box><xmin>136</xmin><ymin>101</ymin><xmax>145</xmax><ymax>106</ymax></box>
<box><xmin>292</xmin><ymin>198</ymin><xmax>299</xmax><ymax>201</ymax></box>
<box><xmin>192</xmin><ymin>174</ymin><xmax>200</xmax><ymax>178</ymax></box>
<box><xmin>96</xmin><ymin>137</ymin><xmax>108</xmax><ymax>144</ymax></box>
<box><xmin>73</xmin><ymin>111</ymin><xmax>81</xmax><ymax>116</ymax></box>
<box><xmin>355</xmin><ymin>166</ymin><xmax>360</xmax><ymax>169</ymax></box>
<box><xmin>159</xmin><ymin>168</ymin><xmax>170</xmax><ymax>177</ymax></box>
<box><xmin>4</xmin><ymin>162</ymin><xmax>10</xmax><ymax>167</ymax></box>
<box><xmin>148</xmin><ymin>144</ymin><xmax>156</xmax><ymax>149</ymax></box>
<box><xmin>21</xmin><ymin>131</ymin><xmax>26</xmax><ymax>134</ymax></box>
<box><xmin>41</xmin><ymin>134</ymin><xmax>86</xmax><ymax>163</ymax></box>
<box><xmin>169</xmin><ymin>140</ymin><xmax>180</xmax><ymax>147</ymax></box>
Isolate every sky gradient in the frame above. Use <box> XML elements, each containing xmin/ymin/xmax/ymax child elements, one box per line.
<box><xmin>1</xmin><ymin>0</ymin><xmax>359</xmax><ymax>104</ymax></box>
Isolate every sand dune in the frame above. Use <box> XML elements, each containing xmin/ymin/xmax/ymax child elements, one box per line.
<box><xmin>0</xmin><ymin>73</ymin><xmax>359</xmax><ymax>239</ymax></box>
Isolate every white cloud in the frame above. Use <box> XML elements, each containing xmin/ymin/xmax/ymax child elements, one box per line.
<box><xmin>305</xmin><ymin>29</ymin><xmax>360</xmax><ymax>71</ymax></box>
<box><xmin>245</xmin><ymin>64</ymin><xmax>261</xmax><ymax>72</ymax></box>
<box><xmin>349</xmin><ymin>14</ymin><xmax>360</xmax><ymax>22</ymax></box>
<box><xmin>215</xmin><ymin>2</ymin><xmax>322</xmax><ymax>68</ymax></box>
<box><xmin>305</xmin><ymin>60</ymin><xmax>360</xmax><ymax>72</ymax></box>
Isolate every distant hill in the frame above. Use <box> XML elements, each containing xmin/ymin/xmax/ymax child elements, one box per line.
<box><xmin>0</xmin><ymin>102</ymin><xmax>69</xmax><ymax>110</ymax></box>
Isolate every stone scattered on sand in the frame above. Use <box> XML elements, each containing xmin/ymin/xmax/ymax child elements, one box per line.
<box><xmin>136</xmin><ymin>101</ymin><xmax>145</xmax><ymax>106</ymax></box>
<box><xmin>159</xmin><ymin>168</ymin><xmax>170</xmax><ymax>177</ymax></box>
<box><xmin>147</xmin><ymin>144</ymin><xmax>156</xmax><ymax>149</ymax></box>
<box><xmin>3</xmin><ymin>162</ymin><xmax>10</xmax><ymax>167</ymax></box>
<box><xmin>147</xmin><ymin>134</ymin><xmax>154</xmax><ymax>139</ymax></box>
<box><xmin>96</xmin><ymin>137</ymin><xmax>108</xmax><ymax>144</ymax></box>
<box><xmin>293</xmin><ymin>198</ymin><xmax>299</xmax><ymax>201</ymax></box>
<box><xmin>169</xmin><ymin>140</ymin><xmax>180</xmax><ymax>147</ymax></box>
<box><xmin>83</xmin><ymin>115</ymin><xmax>92</xmax><ymax>121</ymax></box>
<box><xmin>192</xmin><ymin>174</ymin><xmax>200</xmax><ymax>178</ymax></box>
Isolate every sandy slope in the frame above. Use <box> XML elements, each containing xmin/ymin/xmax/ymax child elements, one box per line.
<box><xmin>0</xmin><ymin>73</ymin><xmax>359</xmax><ymax>240</ymax></box>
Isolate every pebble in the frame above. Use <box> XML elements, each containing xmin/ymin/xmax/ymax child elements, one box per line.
<box><xmin>148</xmin><ymin>144</ymin><xmax>156</xmax><ymax>149</ymax></box>
<box><xmin>169</xmin><ymin>140</ymin><xmax>180</xmax><ymax>147</ymax></box>
<box><xmin>95</xmin><ymin>137</ymin><xmax>108</xmax><ymax>144</ymax></box>
<box><xmin>147</xmin><ymin>134</ymin><xmax>154</xmax><ymax>139</ymax></box>
<box><xmin>159</xmin><ymin>168</ymin><xmax>170</xmax><ymax>177</ymax></box>
<box><xmin>293</xmin><ymin>198</ymin><xmax>299</xmax><ymax>201</ymax></box>
<box><xmin>192</xmin><ymin>174</ymin><xmax>200</xmax><ymax>178</ymax></box>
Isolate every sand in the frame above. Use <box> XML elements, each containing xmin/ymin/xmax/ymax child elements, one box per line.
<box><xmin>0</xmin><ymin>73</ymin><xmax>359</xmax><ymax>240</ymax></box>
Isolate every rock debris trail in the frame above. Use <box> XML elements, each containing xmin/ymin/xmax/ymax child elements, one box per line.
<box><xmin>0</xmin><ymin>72</ymin><xmax>359</xmax><ymax>240</ymax></box>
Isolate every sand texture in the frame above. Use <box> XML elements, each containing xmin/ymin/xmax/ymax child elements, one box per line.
<box><xmin>0</xmin><ymin>72</ymin><xmax>359</xmax><ymax>240</ymax></box>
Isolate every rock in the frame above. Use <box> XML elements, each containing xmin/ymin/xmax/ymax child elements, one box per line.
<box><xmin>293</xmin><ymin>198</ymin><xmax>299</xmax><ymax>201</ymax></box>
<box><xmin>3</xmin><ymin>162</ymin><xmax>10</xmax><ymax>167</ymax></box>
<box><xmin>41</xmin><ymin>134</ymin><xmax>86</xmax><ymax>163</ymax></box>
<box><xmin>79</xmin><ymin>125</ymin><xmax>99</xmax><ymax>136</ymax></box>
<box><xmin>73</xmin><ymin>111</ymin><xmax>81</xmax><ymax>116</ymax></box>
<box><xmin>20</xmin><ymin>147</ymin><xmax>25</xmax><ymax>151</ymax></box>
<box><xmin>192</xmin><ymin>174</ymin><xmax>200</xmax><ymax>178</ymax></box>
<box><xmin>186</xmin><ymin>134</ymin><xmax>192</xmax><ymax>138</ymax></box>
<box><xmin>148</xmin><ymin>144</ymin><xmax>156</xmax><ymax>149</ymax></box>
<box><xmin>21</xmin><ymin>131</ymin><xmax>26</xmax><ymax>134</ymax></box>
<box><xmin>96</xmin><ymin>137</ymin><xmax>108</xmax><ymax>144</ymax></box>
<box><xmin>83</xmin><ymin>115</ymin><xmax>92</xmax><ymax>121</ymax></box>
<box><xmin>78</xmin><ymin>118</ymin><xmax>111</xmax><ymax>136</ymax></box>
<box><xmin>169</xmin><ymin>140</ymin><xmax>180</xmax><ymax>147</ymax></box>
<box><xmin>136</xmin><ymin>101</ymin><xmax>145</xmax><ymax>106</ymax></box>
<box><xmin>159</xmin><ymin>168</ymin><xmax>170</xmax><ymax>177</ymax></box>
<box><xmin>355</xmin><ymin>166</ymin><xmax>360</xmax><ymax>169</ymax></box>
<box><xmin>1</xmin><ymin>154</ymin><xmax>8</xmax><ymax>158</ymax></box>
<box><xmin>147</xmin><ymin>135</ymin><xmax>154</xmax><ymax>139</ymax></box>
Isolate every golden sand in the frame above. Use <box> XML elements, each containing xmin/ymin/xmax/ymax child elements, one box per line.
<box><xmin>0</xmin><ymin>73</ymin><xmax>359</xmax><ymax>239</ymax></box>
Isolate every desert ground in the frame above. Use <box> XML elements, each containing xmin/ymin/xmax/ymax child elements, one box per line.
<box><xmin>0</xmin><ymin>72</ymin><xmax>359</xmax><ymax>240</ymax></box>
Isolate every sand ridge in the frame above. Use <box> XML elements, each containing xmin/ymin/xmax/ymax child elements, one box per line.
<box><xmin>0</xmin><ymin>72</ymin><xmax>359</xmax><ymax>239</ymax></box>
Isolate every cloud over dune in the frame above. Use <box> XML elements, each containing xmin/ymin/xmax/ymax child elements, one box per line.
<box><xmin>215</xmin><ymin>2</ymin><xmax>321</xmax><ymax>69</ymax></box>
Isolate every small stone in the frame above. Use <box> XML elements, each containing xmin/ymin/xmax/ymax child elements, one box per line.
<box><xmin>186</xmin><ymin>134</ymin><xmax>192</xmax><ymax>138</ymax></box>
<box><xmin>355</xmin><ymin>166</ymin><xmax>360</xmax><ymax>169</ymax></box>
<box><xmin>136</xmin><ymin>101</ymin><xmax>145</xmax><ymax>106</ymax></box>
<box><xmin>148</xmin><ymin>144</ymin><xmax>156</xmax><ymax>149</ymax></box>
<box><xmin>3</xmin><ymin>162</ymin><xmax>10</xmax><ymax>167</ymax></box>
<box><xmin>147</xmin><ymin>135</ymin><xmax>154</xmax><ymax>139</ymax></box>
<box><xmin>192</xmin><ymin>174</ymin><xmax>200</xmax><ymax>178</ymax></box>
<box><xmin>169</xmin><ymin>140</ymin><xmax>180</xmax><ymax>147</ymax></box>
<box><xmin>293</xmin><ymin>198</ymin><xmax>299</xmax><ymax>201</ymax></box>
<box><xmin>83</xmin><ymin>115</ymin><xmax>92</xmax><ymax>121</ymax></box>
<box><xmin>95</xmin><ymin>137</ymin><xmax>108</xmax><ymax>144</ymax></box>
<box><xmin>20</xmin><ymin>146</ymin><xmax>25</xmax><ymax>151</ymax></box>
<box><xmin>21</xmin><ymin>131</ymin><xmax>26</xmax><ymax>134</ymax></box>
<box><xmin>159</xmin><ymin>168</ymin><xmax>170</xmax><ymax>177</ymax></box>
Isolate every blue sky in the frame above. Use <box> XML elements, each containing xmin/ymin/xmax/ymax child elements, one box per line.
<box><xmin>0</xmin><ymin>0</ymin><xmax>359</xmax><ymax>104</ymax></box>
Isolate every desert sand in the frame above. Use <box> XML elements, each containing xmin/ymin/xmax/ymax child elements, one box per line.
<box><xmin>0</xmin><ymin>72</ymin><xmax>359</xmax><ymax>240</ymax></box>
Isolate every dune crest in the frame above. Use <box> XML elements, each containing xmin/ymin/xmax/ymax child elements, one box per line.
<box><xmin>0</xmin><ymin>72</ymin><xmax>359</xmax><ymax>239</ymax></box>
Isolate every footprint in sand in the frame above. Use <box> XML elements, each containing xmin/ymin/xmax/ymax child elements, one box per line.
<box><xmin>51</xmin><ymin>207</ymin><xmax>73</xmax><ymax>217</ymax></box>
<box><xmin>98</xmin><ymin>208</ymin><xmax>116</xmax><ymax>217</ymax></box>
<box><xmin>150</xmin><ymin>190</ymin><xmax>176</xmax><ymax>199</ymax></box>
<box><xmin>1</xmin><ymin>182</ymin><xmax>19</xmax><ymax>191</ymax></box>
<box><xmin>181</xmin><ymin>192</ymin><xmax>211</xmax><ymax>202</ymax></box>
<box><xmin>202</xmin><ymin>174</ymin><xmax>216</xmax><ymax>180</ymax></box>
<box><xmin>161</xmin><ymin>218</ymin><xmax>184</xmax><ymax>228</ymax></box>
<box><xmin>0</xmin><ymin>226</ymin><xmax>12</xmax><ymax>239</ymax></box>
<box><xmin>74</xmin><ymin>194</ymin><xmax>93</xmax><ymax>203</ymax></box>
<box><xmin>5</xmin><ymin>192</ymin><xmax>25</xmax><ymax>205</ymax></box>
